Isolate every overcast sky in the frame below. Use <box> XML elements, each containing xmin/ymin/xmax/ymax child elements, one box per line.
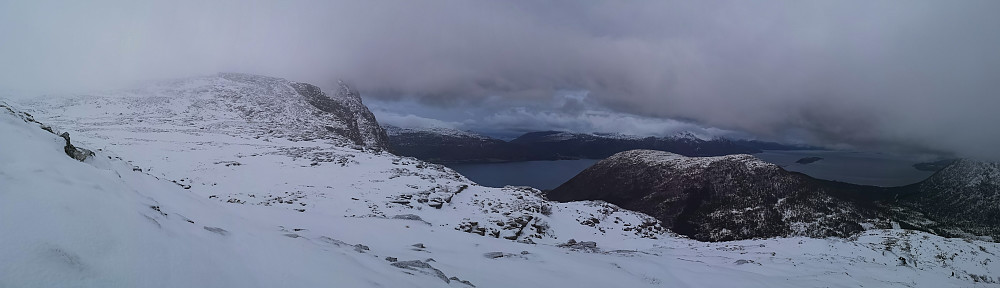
<box><xmin>2</xmin><ymin>0</ymin><xmax>1000</xmax><ymax>159</ymax></box>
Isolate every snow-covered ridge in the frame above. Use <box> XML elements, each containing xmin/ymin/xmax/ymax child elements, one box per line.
<box><xmin>22</xmin><ymin>73</ymin><xmax>389</xmax><ymax>150</ymax></box>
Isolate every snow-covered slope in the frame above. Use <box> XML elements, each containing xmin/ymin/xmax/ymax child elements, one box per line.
<box><xmin>6</xmin><ymin>73</ymin><xmax>1000</xmax><ymax>287</ymax></box>
<box><xmin>0</xmin><ymin>101</ymin><xmax>475</xmax><ymax>287</ymax></box>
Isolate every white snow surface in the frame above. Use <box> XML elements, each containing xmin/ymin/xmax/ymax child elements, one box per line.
<box><xmin>4</xmin><ymin>90</ymin><xmax>1000</xmax><ymax>287</ymax></box>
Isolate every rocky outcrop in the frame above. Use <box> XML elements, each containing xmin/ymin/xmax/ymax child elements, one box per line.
<box><xmin>548</xmin><ymin>150</ymin><xmax>893</xmax><ymax>241</ymax></box>
<box><xmin>2</xmin><ymin>102</ymin><xmax>93</xmax><ymax>162</ymax></box>
<box><xmin>290</xmin><ymin>80</ymin><xmax>389</xmax><ymax>149</ymax></box>
<box><xmin>217</xmin><ymin>73</ymin><xmax>389</xmax><ymax>150</ymax></box>
<box><xmin>59</xmin><ymin>132</ymin><xmax>94</xmax><ymax>161</ymax></box>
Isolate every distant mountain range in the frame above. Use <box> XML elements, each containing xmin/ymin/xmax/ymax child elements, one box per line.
<box><xmin>548</xmin><ymin>150</ymin><xmax>1000</xmax><ymax>242</ymax></box>
<box><xmin>385</xmin><ymin>126</ymin><xmax>815</xmax><ymax>163</ymax></box>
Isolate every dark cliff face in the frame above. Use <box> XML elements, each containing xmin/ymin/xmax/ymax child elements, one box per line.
<box><xmin>548</xmin><ymin>150</ymin><xmax>890</xmax><ymax>241</ymax></box>
<box><xmin>549</xmin><ymin>149</ymin><xmax>1000</xmax><ymax>242</ymax></box>
<box><xmin>290</xmin><ymin>81</ymin><xmax>390</xmax><ymax>150</ymax></box>
<box><xmin>217</xmin><ymin>73</ymin><xmax>390</xmax><ymax>151</ymax></box>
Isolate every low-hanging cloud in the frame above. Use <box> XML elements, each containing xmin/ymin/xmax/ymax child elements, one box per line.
<box><xmin>2</xmin><ymin>0</ymin><xmax>999</xmax><ymax>159</ymax></box>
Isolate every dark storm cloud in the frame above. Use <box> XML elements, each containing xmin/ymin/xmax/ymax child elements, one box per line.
<box><xmin>2</xmin><ymin>0</ymin><xmax>999</xmax><ymax>158</ymax></box>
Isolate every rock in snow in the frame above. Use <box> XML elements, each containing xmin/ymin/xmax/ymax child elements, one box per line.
<box><xmin>3</xmin><ymin>75</ymin><xmax>999</xmax><ymax>287</ymax></box>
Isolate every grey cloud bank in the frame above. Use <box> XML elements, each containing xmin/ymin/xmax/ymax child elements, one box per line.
<box><xmin>2</xmin><ymin>0</ymin><xmax>999</xmax><ymax>159</ymax></box>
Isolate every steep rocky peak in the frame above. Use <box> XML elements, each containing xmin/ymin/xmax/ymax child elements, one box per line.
<box><xmin>334</xmin><ymin>80</ymin><xmax>364</xmax><ymax>103</ymax></box>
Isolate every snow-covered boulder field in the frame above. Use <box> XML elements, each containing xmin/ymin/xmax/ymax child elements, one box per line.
<box><xmin>3</xmin><ymin>74</ymin><xmax>999</xmax><ymax>287</ymax></box>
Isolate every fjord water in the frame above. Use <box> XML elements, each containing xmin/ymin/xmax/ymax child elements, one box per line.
<box><xmin>446</xmin><ymin>159</ymin><xmax>600</xmax><ymax>190</ymax></box>
<box><xmin>448</xmin><ymin>150</ymin><xmax>935</xmax><ymax>190</ymax></box>
<box><xmin>754</xmin><ymin>150</ymin><xmax>936</xmax><ymax>187</ymax></box>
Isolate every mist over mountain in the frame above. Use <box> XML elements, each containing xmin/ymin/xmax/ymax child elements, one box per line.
<box><xmin>4</xmin><ymin>1</ymin><xmax>1000</xmax><ymax>159</ymax></box>
<box><xmin>3</xmin><ymin>1</ymin><xmax>1000</xmax><ymax>286</ymax></box>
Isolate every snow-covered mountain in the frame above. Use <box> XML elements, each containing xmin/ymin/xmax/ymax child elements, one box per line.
<box><xmin>549</xmin><ymin>149</ymin><xmax>1000</xmax><ymax>243</ymax></box>
<box><xmin>5</xmin><ymin>74</ymin><xmax>1000</xmax><ymax>287</ymax></box>
<box><xmin>24</xmin><ymin>73</ymin><xmax>390</xmax><ymax>150</ymax></box>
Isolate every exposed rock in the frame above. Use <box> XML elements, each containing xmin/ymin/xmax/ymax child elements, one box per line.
<box><xmin>449</xmin><ymin>276</ymin><xmax>477</xmax><ymax>287</ymax></box>
<box><xmin>557</xmin><ymin>239</ymin><xmax>600</xmax><ymax>252</ymax></box>
<box><xmin>288</xmin><ymin>79</ymin><xmax>389</xmax><ymax>150</ymax></box>
<box><xmin>203</xmin><ymin>226</ymin><xmax>228</xmax><ymax>235</ymax></box>
<box><xmin>734</xmin><ymin>259</ymin><xmax>755</xmax><ymax>265</ymax></box>
<box><xmin>59</xmin><ymin>132</ymin><xmax>94</xmax><ymax>162</ymax></box>
<box><xmin>353</xmin><ymin>244</ymin><xmax>370</xmax><ymax>253</ymax></box>
<box><xmin>483</xmin><ymin>252</ymin><xmax>505</xmax><ymax>259</ymax></box>
<box><xmin>392</xmin><ymin>214</ymin><xmax>431</xmax><ymax>225</ymax></box>
<box><xmin>390</xmin><ymin>260</ymin><xmax>450</xmax><ymax>283</ymax></box>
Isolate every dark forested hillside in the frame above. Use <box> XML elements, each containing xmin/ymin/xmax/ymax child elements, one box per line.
<box><xmin>549</xmin><ymin>150</ymin><xmax>1000</xmax><ymax>242</ymax></box>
